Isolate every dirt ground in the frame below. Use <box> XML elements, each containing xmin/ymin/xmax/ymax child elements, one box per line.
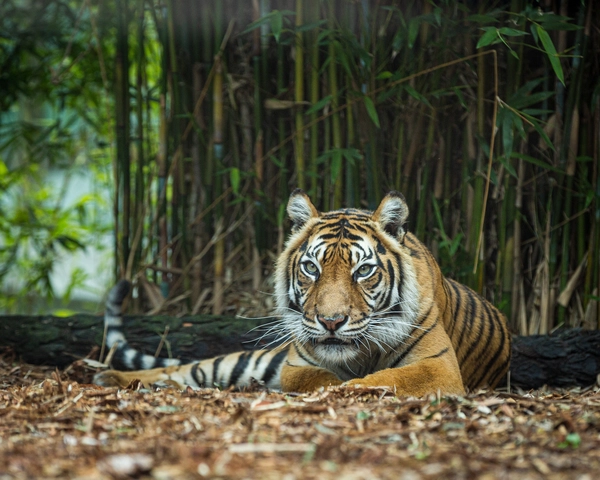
<box><xmin>1</xmin><ymin>352</ymin><xmax>600</xmax><ymax>480</ymax></box>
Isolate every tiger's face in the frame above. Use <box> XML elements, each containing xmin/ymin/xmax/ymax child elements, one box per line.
<box><xmin>275</xmin><ymin>190</ymin><xmax>420</xmax><ymax>369</ymax></box>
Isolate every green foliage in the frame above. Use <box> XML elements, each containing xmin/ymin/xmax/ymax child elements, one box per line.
<box><xmin>558</xmin><ymin>433</ymin><xmax>581</xmax><ymax>449</ymax></box>
<box><xmin>0</xmin><ymin>0</ymin><xmax>114</xmax><ymax>313</ymax></box>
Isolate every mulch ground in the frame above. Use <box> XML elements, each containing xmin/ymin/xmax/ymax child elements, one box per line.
<box><xmin>1</xmin><ymin>354</ymin><xmax>600</xmax><ymax>479</ymax></box>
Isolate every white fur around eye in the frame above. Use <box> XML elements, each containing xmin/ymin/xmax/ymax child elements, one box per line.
<box><xmin>354</xmin><ymin>263</ymin><xmax>377</xmax><ymax>280</ymax></box>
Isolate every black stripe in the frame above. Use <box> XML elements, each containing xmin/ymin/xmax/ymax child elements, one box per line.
<box><xmin>318</xmin><ymin>231</ymin><xmax>364</xmax><ymax>242</ymax></box>
<box><xmin>255</xmin><ymin>349</ymin><xmax>270</xmax><ymax>367</ymax></box>
<box><xmin>472</xmin><ymin>319</ymin><xmax>509</xmax><ymax>388</ymax></box>
<box><xmin>446</xmin><ymin>280</ymin><xmax>462</xmax><ymax>339</ymax></box>
<box><xmin>212</xmin><ymin>356</ymin><xmax>224</xmax><ymax>385</ymax></box>
<box><xmin>229</xmin><ymin>352</ymin><xmax>252</xmax><ymax>386</ymax></box>
<box><xmin>424</xmin><ymin>347</ymin><xmax>449</xmax><ymax>360</ymax></box>
<box><xmin>460</xmin><ymin>300</ymin><xmax>489</xmax><ymax>378</ymax></box>
<box><xmin>381</xmin><ymin>259</ymin><xmax>395</xmax><ymax>309</ymax></box>
<box><xmin>394</xmin><ymin>253</ymin><xmax>406</xmax><ymax>313</ymax></box>
<box><xmin>473</xmin><ymin>300</ymin><xmax>497</xmax><ymax>365</ymax></box>
<box><xmin>390</xmin><ymin>320</ymin><xmax>437</xmax><ymax>368</ymax></box>
<box><xmin>485</xmin><ymin>347</ymin><xmax>510</xmax><ymax>389</ymax></box>
<box><xmin>295</xmin><ymin>345</ymin><xmax>319</xmax><ymax>366</ymax></box>
<box><xmin>289</xmin><ymin>300</ymin><xmax>301</xmax><ymax>313</ymax></box>
<box><xmin>106</xmin><ymin>325</ymin><xmax>124</xmax><ymax>336</ymax></box>
<box><xmin>133</xmin><ymin>350</ymin><xmax>145</xmax><ymax>369</ymax></box>
<box><xmin>191</xmin><ymin>362</ymin><xmax>206</xmax><ymax>387</ymax></box>
<box><xmin>105</xmin><ymin>305</ymin><xmax>120</xmax><ymax>316</ymax></box>
<box><xmin>262</xmin><ymin>349</ymin><xmax>288</xmax><ymax>385</ymax></box>
<box><xmin>455</xmin><ymin>286</ymin><xmax>477</xmax><ymax>360</ymax></box>
<box><xmin>368</xmin><ymin>351</ymin><xmax>382</xmax><ymax>374</ymax></box>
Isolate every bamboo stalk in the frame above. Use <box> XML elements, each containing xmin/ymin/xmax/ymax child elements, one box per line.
<box><xmin>510</xmin><ymin>156</ymin><xmax>524</xmax><ymax>330</ymax></box>
<box><xmin>294</xmin><ymin>0</ymin><xmax>305</xmax><ymax>190</ymax></box>
<box><xmin>132</xmin><ymin>0</ymin><xmax>145</xmax><ymax>281</ymax></box>
<box><xmin>308</xmin><ymin>1</ymin><xmax>320</xmax><ymax>198</ymax></box>
<box><xmin>191</xmin><ymin>62</ymin><xmax>203</xmax><ymax>304</ymax></box>
<box><xmin>212</xmin><ymin>56</ymin><xmax>224</xmax><ymax>315</ymax></box>
<box><xmin>328</xmin><ymin>2</ymin><xmax>342</xmax><ymax>208</ymax></box>
<box><xmin>415</xmin><ymin>109</ymin><xmax>436</xmax><ymax>240</ymax></box>
<box><xmin>346</xmin><ymin>76</ymin><xmax>358</xmax><ymax>207</ymax></box>
<box><xmin>252</xmin><ymin>0</ymin><xmax>264</xmax><ymax>291</ymax></box>
<box><xmin>115</xmin><ymin>0</ymin><xmax>130</xmax><ymax>278</ymax></box>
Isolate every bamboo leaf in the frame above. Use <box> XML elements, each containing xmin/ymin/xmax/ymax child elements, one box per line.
<box><xmin>330</xmin><ymin>150</ymin><xmax>342</xmax><ymax>183</ymax></box>
<box><xmin>377</xmin><ymin>71</ymin><xmax>393</xmax><ymax>80</ymax></box>
<box><xmin>528</xmin><ymin>11</ymin><xmax>580</xmax><ymax>30</ymax></box>
<box><xmin>230</xmin><ymin>168</ymin><xmax>240</xmax><ymax>195</ymax></box>
<box><xmin>392</xmin><ymin>30</ymin><xmax>403</xmax><ymax>52</ymax></box>
<box><xmin>297</xmin><ymin>20</ymin><xmax>327</xmax><ymax>33</ymax></box>
<box><xmin>535</xmin><ymin>25</ymin><xmax>565</xmax><ymax>86</ymax></box>
<box><xmin>510</xmin><ymin>91</ymin><xmax>555</xmax><ymax>109</ymax></box>
<box><xmin>363</xmin><ymin>96</ymin><xmax>381</xmax><ymax>128</ymax></box>
<box><xmin>404</xmin><ymin>85</ymin><xmax>432</xmax><ymax>108</ymax></box>
<box><xmin>521</xmin><ymin>111</ymin><xmax>555</xmax><ymax>150</ymax></box>
<box><xmin>466</xmin><ymin>14</ymin><xmax>499</xmax><ymax>24</ymax></box>
<box><xmin>270</xmin><ymin>11</ymin><xmax>283</xmax><ymax>43</ymax></box>
<box><xmin>408</xmin><ymin>17</ymin><xmax>421</xmax><ymax>49</ymax></box>
<box><xmin>305</xmin><ymin>95</ymin><xmax>332</xmax><ymax>115</ymax></box>
<box><xmin>277</xmin><ymin>204</ymin><xmax>286</xmax><ymax>226</ymax></box>
<box><xmin>433</xmin><ymin>7</ymin><xmax>442</xmax><ymax>26</ymax></box>
<box><xmin>500</xmin><ymin>109</ymin><xmax>514</xmax><ymax>159</ymax></box>
<box><xmin>511</xmin><ymin>153</ymin><xmax>564</xmax><ymax>173</ymax></box>
<box><xmin>476</xmin><ymin>27</ymin><xmax>500</xmax><ymax>49</ymax></box>
<box><xmin>452</xmin><ymin>87</ymin><xmax>468</xmax><ymax>109</ymax></box>
<box><xmin>264</xmin><ymin>99</ymin><xmax>309</xmax><ymax>110</ymax></box>
<box><xmin>241</xmin><ymin>10</ymin><xmax>295</xmax><ymax>36</ymax></box>
<box><xmin>497</xmin><ymin>27</ymin><xmax>528</xmax><ymax>37</ymax></box>
<box><xmin>498</xmin><ymin>155</ymin><xmax>518</xmax><ymax>179</ymax></box>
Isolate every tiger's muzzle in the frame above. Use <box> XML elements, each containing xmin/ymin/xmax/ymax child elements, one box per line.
<box><xmin>316</xmin><ymin>314</ymin><xmax>349</xmax><ymax>332</ymax></box>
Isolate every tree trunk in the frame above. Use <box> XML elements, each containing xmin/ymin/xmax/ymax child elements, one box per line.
<box><xmin>1</xmin><ymin>314</ymin><xmax>275</xmax><ymax>368</ymax></box>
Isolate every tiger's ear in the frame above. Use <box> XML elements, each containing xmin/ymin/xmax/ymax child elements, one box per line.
<box><xmin>287</xmin><ymin>188</ymin><xmax>319</xmax><ymax>231</ymax></box>
<box><xmin>372</xmin><ymin>191</ymin><xmax>409</xmax><ymax>242</ymax></box>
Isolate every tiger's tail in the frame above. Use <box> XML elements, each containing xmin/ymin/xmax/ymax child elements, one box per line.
<box><xmin>104</xmin><ymin>280</ymin><xmax>181</xmax><ymax>370</ymax></box>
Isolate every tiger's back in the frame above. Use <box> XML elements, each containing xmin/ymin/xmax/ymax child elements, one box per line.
<box><xmin>402</xmin><ymin>233</ymin><xmax>511</xmax><ymax>390</ymax></box>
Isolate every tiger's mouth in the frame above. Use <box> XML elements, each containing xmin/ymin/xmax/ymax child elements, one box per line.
<box><xmin>320</xmin><ymin>338</ymin><xmax>347</xmax><ymax>345</ymax></box>
<box><xmin>310</xmin><ymin>336</ymin><xmax>360</xmax><ymax>349</ymax></box>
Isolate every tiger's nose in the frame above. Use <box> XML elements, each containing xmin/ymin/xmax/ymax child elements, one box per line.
<box><xmin>317</xmin><ymin>314</ymin><xmax>348</xmax><ymax>332</ymax></box>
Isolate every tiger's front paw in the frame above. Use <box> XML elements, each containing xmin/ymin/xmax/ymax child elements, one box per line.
<box><xmin>343</xmin><ymin>378</ymin><xmax>371</xmax><ymax>388</ymax></box>
<box><xmin>342</xmin><ymin>377</ymin><xmax>392</xmax><ymax>389</ymax></box>
<box><xmin>93</xmin><ymin>370</ymin><xmax>134</xmax><ymax>388</ymax></box>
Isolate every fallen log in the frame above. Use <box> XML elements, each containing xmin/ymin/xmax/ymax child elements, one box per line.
<box><xmin>0</xmin><ymin>314</ymin><xmax>275</xmax><ymax>367</ymax></box>
<box><xmin>2</xmin><ymin>315</ymin><xmax>599</xmax><ymax>388</ymax></box>
<box><xmin>508</xmin><ymin>329</ymin><xmax>600</xmax><ymax>388</ymax></box>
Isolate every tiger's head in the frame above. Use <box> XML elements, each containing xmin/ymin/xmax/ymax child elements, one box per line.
<box><xmin>275</xmin><ymin>189</ymin><xmax>420</xmax><ymax>370</ymax></box>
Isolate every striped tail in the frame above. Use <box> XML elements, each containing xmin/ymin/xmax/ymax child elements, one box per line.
<box><xmin>104</xmin><ymin>280</ymin><xmax>181</xmax><ymax>370</ymax></box>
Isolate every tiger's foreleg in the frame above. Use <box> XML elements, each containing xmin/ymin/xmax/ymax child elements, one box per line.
<box><xmin>94</xmin><ymin>348</ymin><xmax>288</xmax><ymax>390</ymax></box>
<box><xmin>279</xmin><ymin>364</ymin><xmax>343</xmax><ymax>392</ymax></box>
<box><xmin>94</xmin><ymin>365</ymin><xmax>186</xmax><ymax>389</ymax></box>
<box><xmin>344</xmin><ymin>356</ymin><xmax>466</xmax><ymax>396</ymax></box>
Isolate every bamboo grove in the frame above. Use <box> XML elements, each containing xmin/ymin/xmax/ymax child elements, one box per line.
<box><xmin>110</xmin><ymin>0</ymin><xmax>600</xmax><ymax>335</ymax></box>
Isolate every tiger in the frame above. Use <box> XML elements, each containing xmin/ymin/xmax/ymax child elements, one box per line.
<box><xmin>94</xmin><ymin>189</ymin><xmax>511</xmax><ymax>396</ymax></box>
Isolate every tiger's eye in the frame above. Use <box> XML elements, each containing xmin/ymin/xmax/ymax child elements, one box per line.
<box><xmin>303</xmin><ymin>261</ymin><xmax>318</xmax><ymax>275</ymax></box>
<box><xmin>357</xmin><ymin>264</ymin><xmax>374</xmax><ymax>277</ymax></box>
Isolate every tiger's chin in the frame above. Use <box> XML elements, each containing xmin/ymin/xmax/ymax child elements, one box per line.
<box><xmin>310</xmin><ymin>338</ymin><xmax>362</xmax><ymax>364</ymax></box>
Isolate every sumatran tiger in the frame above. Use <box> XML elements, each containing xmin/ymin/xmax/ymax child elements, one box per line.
<box><xmin>94</xmin><ymin>189</ymin><xmax>511</xmax><ymax>396</ymax></box>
